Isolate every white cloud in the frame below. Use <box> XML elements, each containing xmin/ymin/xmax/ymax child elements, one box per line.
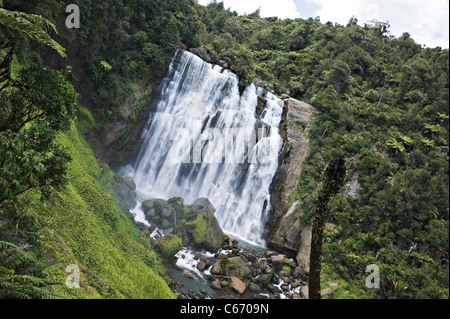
<box><xmin>196</xmin><ymin>0</ymin><xmax>448</xmax><ymax>48</ymax></box>
<box><xmin>308</xmin><ymin>0</ymin><xmax>449</xmax><ymax>48</ymax></box>
<box><xmin>197</xmin><ymin>0</ymin><xmax>301</xmax><ymax>19</ymax></box>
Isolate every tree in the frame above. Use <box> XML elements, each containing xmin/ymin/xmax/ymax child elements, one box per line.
<box><xmin>309</xmin><ymin>159</ymin><xmax>346</xmax><ymax>299</ymax></box>
<box><xmin>0</xmin><ymin>66</ymin><xmax>77</xmax><ymax>209</ymax></box>
<box><xmin>0</xmin><ymin>2</ymin><xmax>76</xmax><ymax>299</ymax></box>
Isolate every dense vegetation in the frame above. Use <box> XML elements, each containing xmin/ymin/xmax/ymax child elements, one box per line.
<box><xmin>194</xmin><ymin>4</ymin><xmax>449</xmax><ymax>299</ymax></box>
<box><xmin>0</xmin><ymin>0</ymin><xmax>174</xmax><ymax>298</ymax></box>
<box><xmin>1</xmin><ymin>0</ymin><xmax>448</xmax><ymax>299</ymax></box>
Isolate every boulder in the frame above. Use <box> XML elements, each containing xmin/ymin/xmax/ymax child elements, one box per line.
<box><xmin>224</xmin><ymin>256</ymin><xmax>251</xmax><ymax>278</ymax></box>
<box><xmin>168</xmin><ymin>197</ymin><xmax>185</xmax><ymax>218</ymax></box>
<box><xmin>197</xmin><ymin>261</ymin><xmax>207</xmax><ymax>272</ymax></box>
<box><xmin>301</xmin><ymin>286</ymin><xmax>309</xmax><ymax>299</ymax></box>
<box><xmin>255</xmin><ymin>273</ymin><xmax>273</xmax><ymax>285</ymax></box>
<box><xmin>270</xmin><ymin>254</ymin><xmax>294</xmax><ymax>270</ymax></box>
<box><xmin>249</xmin><ymin>282</ymin><xmax>262</xmax><ymax>293</ymax></box>
<box><xmin>293</xmin><ymin>267</ymin><xmax>308</xmax><ymax>281</ymax></box>
<box><xmin>321</xmin><ymin>287</ymin><xmax>332</xmax><ymax>296</ymax></box>
<box><xmin>141</xmin><ymin>199</ymin><xmax>155</xmax><ymax>213</ymax></box>
<box><xmin>230</xmin><ymin>276</ymin><xmax>246</xmax><ymax>294</ymax></box>
<box><xmin>210</xmin><ymin>278</ymin><xmax>222</xmax><ymax>290</ymax></box>
<box><xmin>151</xmin><ymin>234</ymin><xmax>182</xmax><ymax>264</ymax></box>
<box><xmin>192</xmin><ymin>198</ymin><xmax>216</xmax><ymax>213</ymax></box>
<box><xmin>182</xmin><ymin>208</ymin><xmax>225</xmax><ymax>252</ymax></box>
<box><xmin>115</xmin><ymin>183</ymin><xmax>137</xmax><ymax>209</ymax></box>
<box><xmin>121</xmin><ymin>176</ymin><xmax>136</xmax><ymax>191</ymax></box>
<box><xmin>296</xmin><ymin>225</ymin><xmax>312</xmax><ymax>272</ymax></box>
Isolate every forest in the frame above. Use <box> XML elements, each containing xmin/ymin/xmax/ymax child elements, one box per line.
<box><xmin>0</xmin><ymin>0</ymin><xmax>448</xmax><ymax>299</ymax></box>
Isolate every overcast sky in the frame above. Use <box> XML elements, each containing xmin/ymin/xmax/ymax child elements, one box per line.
<box><xmin>197</xmin><ymin>0</ymin><xmax>449</xmax><ymax>48</ymax></box>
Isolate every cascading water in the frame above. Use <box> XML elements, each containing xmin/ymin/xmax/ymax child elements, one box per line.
<box><xmin>129</xmin><ymin>49</ymin><xmax>284</xmax><ymax>247</ymax></box>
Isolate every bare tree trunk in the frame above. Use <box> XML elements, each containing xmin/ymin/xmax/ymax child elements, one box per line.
<box><xmin>309</xmin><ymin>159</ymin><xmax>346</xmax><ymax>299</ymax></box>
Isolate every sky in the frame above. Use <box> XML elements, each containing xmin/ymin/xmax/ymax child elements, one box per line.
<box><xmin>197</xmin><ymin>0</ymin><xmax>449</xmax><ymax>48</ymax></box>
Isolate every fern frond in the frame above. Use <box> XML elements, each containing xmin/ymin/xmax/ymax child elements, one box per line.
<box><xmin>0</xmin><ymin>8</ymin><xmax>66</xmax><ymax>57</ymax></box>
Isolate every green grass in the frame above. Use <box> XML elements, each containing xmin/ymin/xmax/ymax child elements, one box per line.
<box><xmin>38</xmin><ymin>121</ymin><xmax>175</xmax><ymax>299</ymax></box>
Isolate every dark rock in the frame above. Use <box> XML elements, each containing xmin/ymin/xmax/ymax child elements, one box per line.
<box><xmin>293</xmin><ymin>267</ymin><xmax>308</xmax><ymax>280</ymax></box>
<box><xmin>224</xmin><ymin>256</ymin><xmax>251</xmax><ymax>278</ymax></box>
<box><xmin>197</xmin><ymin>261</ymin><xmax>207</xmax><ymax>272</ymax></box>
<box><xmin>296</xmin><ymin>225</ymin><xmax>312</xmax><ymax>272</ymax></box>
<box><xmin>210</xmin><ymin>278</ymin><xmax>221</xmax><ymax>290</ymax></box>
<box><xmin>255</xmin><ymin>273</ymin><xmax>273</xmax><ymax>285</ymax></box>
<box><xmin>281</xmin><ymin>283</ymin><xmax>290</xmax><ymax>291</ymax></box>
<box><xmin>211</xmin><ymin>260</ymin><xmax>225</xmax><ymax>275</ymax></box>
<box><xmin>151</xmin><ymin>234</ymin><xmax>182</xmax><ymax>264</ymax></box>
<box><xmin>256</xmin><ymin>96</ymin><xmax>267</xmax><ymax>116</ymax></box>
<box><xmin>185</xmin><ymin>273</ymin><xmax>194</xmax><ymax>279</ymax></box>
<box><xmin>192</xmin><ymin>198</ymin><xmax>216</xmax><ymax>213</ymax></box>
<box><xmin>134</xmin><ymin>221</ymin><xmax>149</xmax><ymax>231</ymax></box>
<box><xmin>141</xmin><ymin>199</ymin><xmax>155</xmax><ymax>213</ymax></box>
<box><xmin>249</xmin><ymin>282</ymin><xmax>262</xmax><ymax>293</ymax></box>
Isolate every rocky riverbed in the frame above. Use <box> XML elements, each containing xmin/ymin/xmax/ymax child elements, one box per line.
<box><xmin>170</xmin><ymin>238</ymin><xmax>310</xmax><ymax>300</ymax></box>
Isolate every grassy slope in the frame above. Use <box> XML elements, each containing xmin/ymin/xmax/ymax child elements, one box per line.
<box><xmin>38</xmin><ymin>119</ymin><xmax>174</xmax><ymax>299</ymax></box>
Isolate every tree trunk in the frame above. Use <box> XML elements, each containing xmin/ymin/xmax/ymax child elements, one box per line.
<box><xmin>309</xmin><ymin>159</ymin><xmax>346</xmax><ymax>299</ymax></box>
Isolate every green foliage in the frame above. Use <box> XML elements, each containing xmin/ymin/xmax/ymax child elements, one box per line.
<box><xmin>38</xmin><ymin>124</ymin><xmax>175</xmax><ymax>299</ymax></box>
<box><xmin>0</xmin><ymin>6</ymin><xmax>65</xmax><ymax>57</ymax></box>
<box><xmin>193</xmin><ymin>3</ymin><xmax>449</xmax><ymax>299</ymax></box>
<box><xmin>0</xmin><ymin>241</ymin><xmax>66</xmax><ymax>299</ymax></box>
<box><xmin>1</xmin><ymin>0</ymin><xmax>448</xmax><ymax>300</ymax></box>
<box><xmin>0</xmin><ymin>66</ymin><xmax>77</xmax><ymax>207</ymax></box>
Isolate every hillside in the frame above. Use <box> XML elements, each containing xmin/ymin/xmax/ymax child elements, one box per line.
<box><xmin>39</xmin><ymin>121</ymin><xmax>175</xmax><ymax>299</ymax></box>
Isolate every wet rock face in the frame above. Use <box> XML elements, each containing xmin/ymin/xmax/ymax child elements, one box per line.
<box><xmin>267</xmin><ymin>98</ymin><xmax>313</xmax><ymax>255</ymax></box>
<box><xmin>113</xmin><ymin>175</ymin><xmax>137</xmax><ymax>209</ymax></box>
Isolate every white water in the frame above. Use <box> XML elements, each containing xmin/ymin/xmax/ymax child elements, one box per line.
<box><xmin>129</xmin><ymin>50</ymin><xmax>284</xmax><ymax>247</ymax></box>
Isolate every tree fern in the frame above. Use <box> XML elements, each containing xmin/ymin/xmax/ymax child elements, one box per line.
<box><xmin>0</xmin><ymin>7</ymin><xmax>66</xmax><ymax>57</ymax></box>
<box><xmin>0</xmin><ymin>240</ymin><xmax>67</xmax><ymax>299</ymax></box>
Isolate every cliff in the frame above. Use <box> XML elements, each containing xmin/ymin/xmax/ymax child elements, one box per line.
<box><xmin>267</xmin><ymin>98</ymin><xmax>314</xmax><ymax>256</ymax></box>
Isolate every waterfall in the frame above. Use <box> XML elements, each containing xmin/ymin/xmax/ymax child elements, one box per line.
<box><xmin>130</xmin><ymin>49</ymin><xmax>284</xmax><ymax>246</ymax></box>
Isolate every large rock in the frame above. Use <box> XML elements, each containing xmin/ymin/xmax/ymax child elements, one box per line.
<box><xmin>114</xmin><ymin>181</ymin><xmax>137</xmax><ymax>209</ymax></box>
<box><xmin>189</xmin><ymin>46</ymin><xmax>216</xmax><ymax>64</ymax></box>
<box><xmin>224</xmin><ymin>256</ymin><xmax>251</xmax><ymax>278</ymax></box>
<box><xmin>301</xmin><ymin>286</ymin><xmax>309</xmax><ymax>299</ymax></box>
<box><xmin>151</xmin><ymin>234</ymin><xmax>182</xmax><ymax>265</ymax></box>
<box><xmin>344</xmin><ymin>173</ymin><xmax>362</xmax><ymax>198</ymax></box>
<box><xmin>192</xmin><ymin>198</ymin><xmax>216</xmax><ymax>213</ymax></box>
<box><xmin>142</xmin><ymin>198</ymin><xmax>170</xmax><ymax>220</ymax></box>
<box><xmin>267</xmin><ymin>98</ymin><xmax>313</xmax><ymax>254</ymax></box>
<box><xmin>296</xmin><ymin>225</ymin><xmax>312</xmax><ymax>272</ymax></box>
<box><xmin>121</xmin><ymin>176</ymin><xmax>136</xmax><ymax>191</ymax></box>
<box><xmin>230</xmin><ymin>276</ymin><xmax>246</xmax><ymax>294</ymax></box>
<box><xmin>177</xmin><ymin>206</ymin><xmax>225</xmax><ymax>252</ymax></box>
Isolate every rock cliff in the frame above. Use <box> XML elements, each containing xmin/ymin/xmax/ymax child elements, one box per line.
<box><xmin>267</xmin><ymin>98</ymin><xmax>314</xmax><ymax>256</ymax></box>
